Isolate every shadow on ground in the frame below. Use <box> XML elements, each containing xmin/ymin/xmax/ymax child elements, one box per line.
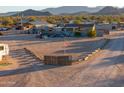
<box><xmin>89</xmin><ymin>75</ymin><xmax>124</xmax><ymax>87</ymax></box>
<box><xmin>92</xmin><ymin>54</ymin><xmax>124</xmax><ymax>69</ymax></box>
<box><xmin>0</xmin><ymin>49</ymin><xmax>62</xmax><ymax>77</ymax></box>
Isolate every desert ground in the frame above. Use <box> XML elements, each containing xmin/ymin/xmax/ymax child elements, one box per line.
<box><xmin>0</xmin><ymin>31</ymin><xmax>124</xmax><ymax>86</ymax></box>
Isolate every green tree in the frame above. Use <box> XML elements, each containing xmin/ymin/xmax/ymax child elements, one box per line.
<box><xmin>73</xmin><ymin>20</ymin><xmax>81</xmax><ymax>24</ymax></box>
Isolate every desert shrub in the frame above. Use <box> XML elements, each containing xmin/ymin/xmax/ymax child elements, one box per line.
<box><xmin>0</xmin><ymin>32</ymin><xmax>3</xmax><ymax>36</ymax></box>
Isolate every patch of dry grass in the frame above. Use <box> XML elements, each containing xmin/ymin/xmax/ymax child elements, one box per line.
<box><xmin>0</xmin><ymin>56</ymin><xmax>18</xmax><ymax>70</ymax></box>
<box><xmin>0</xmin><ymin>56</ymin><xmax>12</xmax><ymax>66</ymax></box>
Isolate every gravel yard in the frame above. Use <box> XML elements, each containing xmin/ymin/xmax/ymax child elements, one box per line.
<box><xmin>26</xmin><ymin>37</ymin><xmax>106</xmax><ymax>61</ymax></box>
<box><xmin>0</xmin><ymin>34</ymin><xmax>106</xmax><ymax>66</ymax></box>
<box><xmin>1</xmin><ymin>33</ymin><xmax>120</xmax><ymax>87</ymax></box>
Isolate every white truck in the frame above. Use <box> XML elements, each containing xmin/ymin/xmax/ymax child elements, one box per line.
<box><xmin>0</xmin><ymin>44</ymin><xmax>9</xmax><ymax>61</ymax></box>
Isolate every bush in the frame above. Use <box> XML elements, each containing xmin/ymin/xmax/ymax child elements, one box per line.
<box><xmin>87</xmin><ymin>25</ymin><xmax>96</xmax><ymax>37</ymax></box>
<box><xmin>74</xmin><ymin>32</ymin><xmax>81</xmax><ymax>37</ymax></box>
<box><xmin>87</xmin><ymin>30</ymin><xmax>96</xmax><ymax>37</ymax></box>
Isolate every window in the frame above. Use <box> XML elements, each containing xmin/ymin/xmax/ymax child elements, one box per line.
<box><xmin>0</xmin><ymin>46</ymin><xmax>4</xmax><ymax>51</ymax></box>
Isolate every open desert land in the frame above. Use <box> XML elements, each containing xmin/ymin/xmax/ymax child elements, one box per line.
<box><xmin>0</xmin><ymin>31</ymin><xmax>124</xmax><ymax>86</ymax></box>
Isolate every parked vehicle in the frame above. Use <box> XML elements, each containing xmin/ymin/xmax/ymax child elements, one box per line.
<box><xmin>2</xmin><ymin>28</ymin><xmax>9</xmax><ymax>31</ymax></box>
<box><xmin>0</xmin><ymin>27</ymin><xmax>9</xmax><ymax>31</ymax></box>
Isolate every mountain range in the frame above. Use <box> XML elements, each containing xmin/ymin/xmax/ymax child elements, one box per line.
<box><xmin>0</xmin><ymin>12</ymin><xmax>17</xmax><ymax>16</ymax></box>
<box><xmin>41</xmin><ymin>6</ymin><xmax>104</xmax><ymax>15</ymax></box>
<box><xmin>94</xmin><ymin>6</ymin><xmax>123</xmax><ymax>15</ymax></box>
<box><xmin>0</xmin><ymin>6</ymin><xmax>124</xmax><ymax>16</ymax></box>
<box><xmin>12</xmin><ymin>9</ymin><xmax>52</xmax><ymax>16</ymax></box>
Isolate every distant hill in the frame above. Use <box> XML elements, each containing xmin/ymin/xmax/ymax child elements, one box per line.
<box><xmin>119</xmin><ymin>8</ymin><xmax>124</xmax><ymax>13</ymax></box>
<box><xmin>60</xmin><ymin>11</ymin><xmax>89</xmax><ymax>16</ymax></box>
<box><xmin>0</xmin><ymin>12</ymin><xmax>17</xmax><ymax>16</ymax></box>
<box><xmin>41</xmin><ymin>6</ymin><xmax>104</xmax><ymax>15</ymax></box>
<box><xmin>94</xmin><ymin>6</ymin><xmax>121</xmax><ymax>15</ymax></box>
<box><xmin>12</xmin><ymin>9</ymin><xmax>52</xmax><ymax>16</ymax></box>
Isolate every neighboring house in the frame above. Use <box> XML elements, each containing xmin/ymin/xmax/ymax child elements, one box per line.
<box><xmin>96</xmin><ymin>23</ymin><xmax>118</xmax><ymax>36</ymax></box>
<box><xmin>118</xmin><ymin>22</ymin><xmax>124</xmax><ymax>30</ymax></box>
<box><xmin>30</xmin><ymin>20</ymin><xmax>46</xmax><ymax>28</ymax></box>
<box><xmin>54</xmin><ymin>27</ymin><xmax>63</xmax><ymax>32</ymax></box>
<box><xmin>30</xmin><ymin>20</ymin><xmax>54</xmax><ymax>28</ymax></box>
<box><xmin>69</xmin><ymin>20</ymin><xmax>96</xmax><ymax>24</ymax></box>
<box><xmin>83</xmin><ymin>20</ymin><xmax>96</xmax><ymax>24</ymax></box>
<box><xmin>64</xmin><ymin>23</ymin><xmax>94</xmax><ymax>36</ymax></box>
<box><xmin>26</xmin><ymin>20</ymin><xmax>54</xmax><ymax>34</ymax></box>
<box><xmin>14</xmin><ymin>23</ymin><xmax>34</xmax><ymax>30</ymax></box>
<box><xmin>96</xmin><ymin>23</ymin><xmax>118</xmax><ymax>31</ymax></box>
<box><xmin>64</xmin><ymin>23</ymin><xmax>114</xmax><ymax>36</ymax></box>
<box><xmin>14</xmin><ymin>19</ymin><xmax>34</xmax><ymax>30</ymax></box>
<box><xmin>53</xmin><ymin>23</ymin><xmax>96</xmax><ymax>37</ymax></box>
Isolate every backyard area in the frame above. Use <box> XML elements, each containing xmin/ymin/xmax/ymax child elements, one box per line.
<box><xmin>26</xmin><ymin>37</ymin><xmax>107</xmax><ymax>61</ymax></box>
<box><xmin>0</xmin><ymin>31</ymin><xmax>124</xmax><ymax>86</ymax></box>
<box><xmin>0</xmin><ymin>34</ymin><xmax>107</xmax><ymax>62</ymax></box>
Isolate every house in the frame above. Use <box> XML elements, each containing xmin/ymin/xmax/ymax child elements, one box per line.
<box><xmin>118</xmin><ymin>22</ymin><xmax>124</xmax><ymax>30</ymax></box>
<box><xmin>64</xmin><ymin>23</ymin><xmax>94</xmax><ymax>36</ymax></box>
<box><xmin>30</xmin><ymin>20</ymin><xmax>54</xmax><ymax>28</ymax></box>
<box><xmin>64</xmin><ymin>23</ymin><xmax>114</xmax><ymax>37</ymax></box>
<box><xmin>14</xmin><ymin>19</ymin><xmax>34</xmax><ymax>30</ymax></box>
<box><xmin>96</xmin><ymin>23</ymin><xmax>118</xmax><ymax>31</ymax></box>
<box><xmin>96</xmin><ymin>23</ymin><xmax>118</xmax><ymax>36</ymax></box>
<box><xmin>54</xmin><ymin>27</ymin><xmax>63</xmax><ymax>32</ymax></box>
<box><xmin>24</xmin><ymin>20</ymin><xmax>54</xmax><ymax>34</ymax></box>
<box><xmin>30</xmin><ymin>20</ymin><xmax>47</xmax><ymax>28</ymax></box>
<box><xmin>14</xmin><ymin>23</ymin><xmax>34</xmax><ymax>30</ymax></box>
<box><xmin>69</xmin><ymin>20</ymin><xmax>96</xmax><ymax>24</ymax></box>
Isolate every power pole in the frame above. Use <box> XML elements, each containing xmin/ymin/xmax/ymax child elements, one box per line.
<box><xmin>21</xmin><ymin>13</ymin><xmax>23</xmax><ymax>28</ymax></box>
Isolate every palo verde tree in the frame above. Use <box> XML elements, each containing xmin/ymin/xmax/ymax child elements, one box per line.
<box><xmin>87</xmin><ymin>24</ymin><xmax>97</xmax><ymax>37</ymax></box>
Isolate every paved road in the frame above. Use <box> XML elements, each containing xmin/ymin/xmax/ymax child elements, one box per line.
<box><xmin>0</xmin><ymin>32</ymin><xmax>124</xmax><ymax>86</ymax></box>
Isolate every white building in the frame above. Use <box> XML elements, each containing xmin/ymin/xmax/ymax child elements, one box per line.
<box><xmin>0</xmin><ymin>44</ymin><xmax>9</xmax><ymax>61</ymax></box>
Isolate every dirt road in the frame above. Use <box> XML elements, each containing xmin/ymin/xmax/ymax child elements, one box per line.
<box><xmin>0</xmin><ymin>32</ymin><xmax>124</xmax><ymax>87</ymax></box>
